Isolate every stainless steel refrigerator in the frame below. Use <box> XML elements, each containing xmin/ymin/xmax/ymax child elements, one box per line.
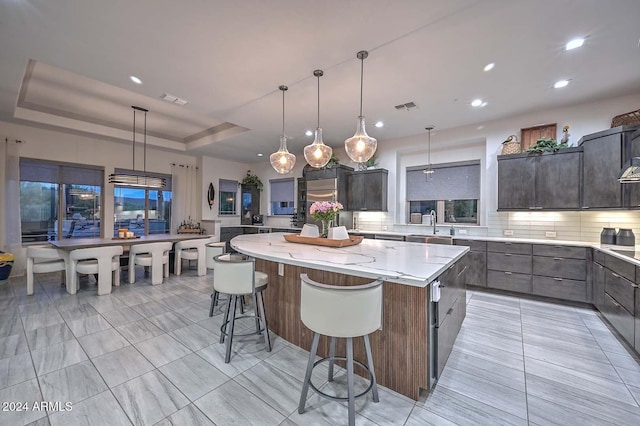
<box><xmin>305</xmin><ymin>178</ymin><xmax>352</xmax><ymax>228</ymax></box>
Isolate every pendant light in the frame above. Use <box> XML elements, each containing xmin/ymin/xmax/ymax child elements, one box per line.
<box><xmin>423</xmin><ymin>126</ymin><xmax>435</xmax><ymax>181</ymax></box>
<box><xmin>304</xmin><ymin>70</ymin><xmax>332</xmax><ymax>168</ymax></box>
<box><xmin>109</xmin><ymin>106</ymin><xmax>166</xmax><ymax>189</ymax></box>
<box><xmin>270</xmin><ymin>85</ymin><xmax>296</xmax><ymax>174</ymax></box>
<box><xmin>344</xmin><ymin>50</ymin><xmax>377</xmax><ymax>163</ymax></box>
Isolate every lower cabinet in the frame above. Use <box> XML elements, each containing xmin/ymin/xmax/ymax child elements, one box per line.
<box><xmin>531</xmin><ymin>245</ymin><xmax>589</xmax><ymax>303</ymax></box>
<box><xmin>532</xmin><ymin>276</ymin><xmax>588</xmax><ymax>302</ymax></box>
<box><xmin>436</xmin><ymin>257</ymin><xmax>467</xmax><ymax>378</ymax></box>
<box><xmin>487</xmin><ymin>242</ymin><xmax>533</xmax><ymax>294</ymax></box>
<box><xmin>602</xmin><ymin>293</ymin><xmax>635</xmax><ymax>345</ymax></box>
<box><xmin>487</xmin><ymin>270</ymin><xmax>532</xmax><ymax>293</ymax></box>
<box><xmin>437</xmin><ymin>296</ymin><xmax>465</xmax><ymax>377</ymax></box>
<box><xmin>592</xmin><ymin>261</ymin><xmax>605</xmax><ymax>311</ymax></box>
<box><xmin>454</xmin><ymin>239</ymin><xmax>486</xmax><ymax>287</ymax></box>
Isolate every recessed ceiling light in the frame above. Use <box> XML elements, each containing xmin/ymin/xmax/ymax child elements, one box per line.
<box><xmin>554</xmin><ymin>79</ymin><xmax>570</xmax><ymax>89</ymax></box>
<box><xmin>375</xmin><ymin>121</ymin><xmax>384</xmax><ymax>128</ymax></box>
<box><xmin>129</xmin><ymin>75</ymin><xmax>142</xmax><ymax>84</ymax></box>
<box><xmin>257</xmin><ymin>153</ymin><xmax>263</xmax><ymax>157</ymax></box>
<box><xmin>483</xmin><ymin>63</ymin><xmax>495</xmax><ymax>72</ymax></box>
<box><xmin>305</xmin><ymin>130</ymin><xmax>313</xmax><ymax>136</ymax></box>
<box><xmin>565</xmin><ymin>38</ymin><xmax>585</xmax><ymax>51</ymax></box>
<box><xmin>471</xmin><ymin>99</ymin><xmax>486</xmax><ymax>107</ymax></box>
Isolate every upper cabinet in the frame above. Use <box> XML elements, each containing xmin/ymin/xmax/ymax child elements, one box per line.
<box><xmin>497</xmin><ymin>148</ymin><xmax>582</xmax><ymax>210</ymax></box>
<box><xmin>581</xmin><ymin>125</ymin><xmax>640</xmax><ymax>209</ymax></box>
<box><xmin>347</xmin><ymin>169</ymin><xmax>388</xmax><ymax>211</ymax></box>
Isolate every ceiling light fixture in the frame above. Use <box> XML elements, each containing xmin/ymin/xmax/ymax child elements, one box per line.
<box><xmin>129</xmin><ymin>75</ymin><xmax>142</xmax><ymax>84</ymax></box>
<box><xmin>471</xmin><ymin>99</ymin><xmax>485</xmax><ymax>107</ymax></box>
<box><xmin>423</xmin><ymin>126</ymin><xmax>435</xmax><ymax>181</ymax></box>
<box><xmin>109</xmin><ymin>106</ymin><xmax>166</xmax><ymax>189</ymax></box>
<box><xmin>345</xmin><ymin>50</ymin><xmax>377</xmax><ymax>163</ymax></box>
<box><xmin>257</xmin><ymin>153</ymin><xmax>264</xmax><ymax>157</ymax></box>
<box><xmin>554</xmin><ymin>79</ymin><xmax>570</xmax><ymax>89</ymax></box>
<box><xmin>375</xmin><ymin>121</ymin><xmax>384</xmax><ymax>128</ymax></box>
<box><xmin>483</xmin><ymin>63</ymin><xmax>495</xmax><ymax>71</ymax></box>
<box><xmin>305</xmin><ymin>130</ymin><xmax>313</xmax><ymax>136</ymax></box>
<box><xmin>270</xmin><ymin>85</ymin><xmax>296</xmax><ymax>174</ymax></box>
<box><xmin>303</xmin><ymin>70</ymin><xmax>332</xmax><ymax>168</ymax></box>
<box><xmin>565</xmin><ymin>38</ymin><xmax>585</xmax><ymax>50</ymax></box>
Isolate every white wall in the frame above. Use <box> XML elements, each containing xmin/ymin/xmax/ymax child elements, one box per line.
<box><xmin>200</xmin><ymin>155</ymin><xmax>251</xmax><ymax>227</ymax></box>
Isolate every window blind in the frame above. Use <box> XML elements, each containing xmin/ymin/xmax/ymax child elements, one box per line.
<box><xmin>270</xmin><ymin>178</ymin><xmax>294</xmax><ymax>203</ymax></box>
<box><xmin>407</xmin><ymin>161</ymin><xmax>480</xmax><ymax>201</ymax></box>
<box><xmin>21</xmin><ymin>158</ymin><xmax>104</xmax><ymax>186</ymax></box>
<box><xmin>219</xmin><ymin>179</ymin><xmax>238</xmax><ymax>193</ymax></box>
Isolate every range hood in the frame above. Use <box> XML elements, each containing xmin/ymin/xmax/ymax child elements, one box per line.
<box><xmin>618</xmin><ymin>157</ymin><xmax>640</xmax><ymax>183</ymax></box>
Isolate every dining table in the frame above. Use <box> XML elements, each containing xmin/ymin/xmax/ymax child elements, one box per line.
<box><xmin>50</xmin><ymin>233</ymin><xmax>214</xmax><ymax>294</ymax></box>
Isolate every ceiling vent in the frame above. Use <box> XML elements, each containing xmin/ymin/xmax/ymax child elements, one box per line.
<box><xmin>161</xmin><ymin>93</ymin><xmax>189</xmax><ymax>106</ymax></box>
<box><xmin>394</xmin><ymin>101</ymin><xmax>417</xmax><ymax>111</ymax></box>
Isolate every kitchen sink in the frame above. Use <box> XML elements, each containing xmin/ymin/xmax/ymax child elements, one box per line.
<box><xmin>405</xmin><ymin>235</ymin><xmax>453</xmax><ymax>245</ymax></box>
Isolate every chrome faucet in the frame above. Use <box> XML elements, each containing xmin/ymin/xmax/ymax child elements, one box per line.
<box><xmin>430</xmin><ymin>210</ymin><xmax>436</xmax><ymax>234</ymax></box>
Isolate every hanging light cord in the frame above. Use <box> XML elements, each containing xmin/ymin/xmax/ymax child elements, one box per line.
<box><xmin>132</xmin><ymin>108</ymin><xmax>136</xmax><ymax>170</ymax></box>
<box><xmin>427</xmin><ymin>128</ymin><xmax>431</xmax><ymax>165</ymax></box>
<box><xmin>359</xmin><ymin>55</ymin><xmax>364</xmax><ymax>116</ymax></box>
<box><xmin>316</xmin><ymin>74</ymin><xmax>320</xmax><ymax>128</ymax></box>
<box><xmin>143</xmin><ymin>109</ymin><xmax>147</xmax><ymax>173</ymax></box>
<box><xmin>282</xmin><ymin>88</ymin><xmax>285</xmax><ymax>136</ymax></box>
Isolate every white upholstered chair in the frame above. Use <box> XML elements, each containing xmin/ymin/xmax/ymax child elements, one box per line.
<box><xmin>68</xmin><ymin>246</ymin><xmax>123</xmax><ymax>295</ymax></box>
<box><xmin>174</xmin><ymin>237</ymin><xmax>216</xmax><ymax>276</ymax></box>
<box><xmin>128</xmin><ymin>242</ymin><xmax>172</xmax><ymax>285</ymax></box>
<box><xmin>26</xmin><ymin>245</ymin><xmax>68</xmax><ymax>295</ymax></box>
<box><xmin>298</xmin><ymin>273</ymin><xmax>383</xmax><ymax>426</ymax></box>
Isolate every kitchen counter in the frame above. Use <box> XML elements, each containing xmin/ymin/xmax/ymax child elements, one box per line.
<box><xmin>230</xmin><ymin>232</ymin><xmax>469</xmax><ymax>287</ymax></box>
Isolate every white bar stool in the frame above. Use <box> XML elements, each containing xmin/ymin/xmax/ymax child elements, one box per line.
<box><xmin>26</xmin><ymin>245</ymin><xmax>68</xmax><ymax>295</ymax></box>
<box><xmin>68</xmin><ymin>246</ymin><xmax>123</xmax><ymax>295</ymax></box>
<box><xmin>174</xmin><ymin>237</ymin><xmax>215</xmax><ymax>276</ymax></box>
<box><xmin>213</xmin><ymin>253</ymin><xmax>271</xmax><ymax>363</ymax></box>
<box><xmin>298</xmin><ymin>273</ymin><xmax>383</xmax><ymax>426</ymax></box>
<box><xmin>205</xmin><ymin>242</ymin><xmax>229</xmax><ymax>317</ymax></box>
<box><xmin>128</xmin><ymin>242</ymin><xmax>172</xmax><ymax>285</ymax></box>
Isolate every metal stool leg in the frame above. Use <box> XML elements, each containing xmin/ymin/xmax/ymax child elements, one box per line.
<box><xmin>209</xmin><ymin>292</ymin><xmax>216</xmax><ymax>317</ymax></box>
<box><xmin>346</xmin><ymin>337</ymin><xmax>355</xmax><ymax>426</ymax></box>
<box><xmin>239</xmin><ymin>295</ymin><xmax>245</xmax><ymax>314</ymax></box>
<box><xmin>224</xmin><ymin>295</ymin><xmax>237</xmax><ymax>363</ymax></box>
<box><xmin>298</xmin><ymin>332</ymin><xmax>320</xmax><ymax>414</ymax></box>
<box><xmin>363</xmin><ymin>334</ymin><xmax>379</xmax><ymax>402</ymax></box>
<box><xmin>220</xmin><ymin>295</ymin><xmax>232</xmax><ymax>344</ymax></box>
<box><xmin>328</xmin><ymin>336</ymin><xmax>336</xmax><ymax>382</ymax></box>
<box><xmin>254</xmin><ymin>293</ymin><xmax>260</xmax><ymax>333</ymax></box>
<box><xmin>257</xmin><ymin>291</ymin><xmax>271</xmax><ymax>352</ymax></box>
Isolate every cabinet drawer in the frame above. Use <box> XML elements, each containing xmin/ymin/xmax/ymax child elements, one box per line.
<box><xmin>437</xmin><ymin>264</ymin><xmax>465</xmax><ymax>326</ymax></box>
<box><xmin>605</xmin><ymin>269</ymin><xmax>636</xmax><ymax>314</ymax></box>
<box><xmin>532</xmin><ymin>245</ymin><xmax>587</xmax><ymax>259</ymax></box>
<box><xmin>636</xmin><ymin>290</ymin><xmax>640</xmax><ymax>352</ymax></box>
<box><xmin>487</xmin><ymin>270</ymin><xmax>532</xmax><ymax>293</ymax></box>
<box><xmin>487</xmin><ymin>252</ymin><xmax>532</xmax><ymax>274</ymax></box>
<box><xmin>593</xmin><ymin>249</ymin><xmax>605</xmax><ymax>265</ymax></box>
<box><xmin>455</xmin><ymin>239</ymin><xmax>487</xmax><ymax>252</ymax></box>
<box><xmin>532</xmin><ymin>276</ymin><xmax>588</xmax><ymax>303</ymax></box>
<box><xmin>487</xmin><ymin>242</ymin><xmax>532</xmax><ymax>255</ymax></box>
<box><xmin>532</xmin><ymin>256</ymin><xmax>586</xmax><ymax>281</ymax></box>
<box><xmin>602</xmin><ymin>293</ymin><xmax>635</xmax><ymax>346</ymax></box>
<box><xmin>436</xmin><ymin>297</ymin><xmax>465</xmax><ymax>377</ymax></box>
<box><xmin>464</xmin><ymin>251</ymin><xmax>487</xmax><ymax>287</ymax></box>
<box><xmin>604</xmin><ymin>254</ymin><xmax>635</xmax><ymax>282</ymax></box>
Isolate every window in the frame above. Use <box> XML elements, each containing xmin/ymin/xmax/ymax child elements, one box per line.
<box><xmin>406</xmin><ymin>160</ymin><xmax>480</xmax><ymax>225</ymax></box>
<box><xmin>20</xmin><ymin>159</ymin><xmax>103</xmax><ymax>242</ymax></box>
<box><xmin>219</xmin><ymin>179</ymin><xmax>238</xmax><ymax>215</ymax></box>
<box><xmin>113</xmin><ymin>169</ymin><xmax>172</xmax><ymax>236</ymax></box>
<box><xmin>270</xmin><ymin>178</ymin><xmax>294</xmax><ymax>215</ymax></box>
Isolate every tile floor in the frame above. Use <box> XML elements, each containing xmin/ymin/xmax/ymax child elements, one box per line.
<box><xmin>1</xmin><ymin>269</ymin><xmax>639</xmax><ymax>425</ymax></box>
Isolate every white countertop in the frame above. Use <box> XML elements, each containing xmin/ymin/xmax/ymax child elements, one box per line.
<box><xmin>230</xmin><ymin>232</ymin><xmax>469</xmax><ymax>288</ymax></box>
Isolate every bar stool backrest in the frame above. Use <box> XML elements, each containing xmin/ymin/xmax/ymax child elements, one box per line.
<box><xmin>206</xmin><ymin>242</ymin><xmax>225</xmax><ymax>269</ymax></box>
<box><xmin>69</xmin><ymin>245</ymin><xmax>123</xmax><ymax>261</ymax></box>
<box><xmin>300</xmin><ymin>274</ymin><xmax>383</xmax><ymax>338</ymax></box>
<box><xmin>213</xmin><ymin>254</ymin><xmax>255</xmax><ymax>295</ymax></box>
<box><xmin>27</xmin><ymin>245</ymin><xmax>66</xmax><ymax>261</ymax></box>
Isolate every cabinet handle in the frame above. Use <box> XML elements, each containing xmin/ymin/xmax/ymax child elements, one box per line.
<box><xmin>582</xmin><ymin>206</ymin><xmax>590</xmax><ymax>209</ymax></box>
<box><xmin>610</xmin><ymin>298</ymin><xmax>621</xmax><ymax>309</ymax></box>
<box><xmin>504</xmin><ymin>242</ymin><xmax>512</xmax><ymax>245</ymax></box>
<box><xmin>553</xmin><ymin>277</ymin><xmax>563</xmax><ymax>281</ymax></box>
<box><xmin>504</xmin><ymin>271</ymin><xmax>512</xmax><ymax>275</ymax></box>
<box><xmin>612</xmin><ymin>272</ymin><xmax>620</xmax><ymax>278</ymax></box>
<box><xmin>553</xmin><ymin>257</ymin><xmax>563</xmax><ymax>261</ymax></box>
<box><xmin>504</xmin><ymin>253</ymin><xmax>512</xmax><ymax>256</ymax></box>
<box><xmin>447</xmin><ymin>307</ymin><xmax>454</xmax><ymax>315</ymax></box>
<box><xmin>529</xmin><ymin>206</ymin><xmax>543</xmax><ymax>210</ymax></box>
<box><xmin>458</xmin><ymin>266</ymin><xmax>468</xmax><ymax>277</ymax></box>
<box><xmin>554</xmin><ymin>246</ymin><xmax>563</xmax><ymax>248</ymax></box>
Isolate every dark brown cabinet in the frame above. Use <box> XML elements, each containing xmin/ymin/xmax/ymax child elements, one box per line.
<box><xmin>240</xmin><ymin>185</ymin><xmax>260</xmax><ymax>225</ymax></box>
<box><xmin>497</xmin><ymin>148</ymin><xmax>582</xmax><ymax>210</ymax></box>
<box><xmin>580</xmin><ymin>125</ymin><xmax>640</xmax><ymax>209</ymax></box>
<box><xmin>347</xmin><ymin>169</ymin><xmax>388</xmax><ymax>211</ymax></box>
<box><xmin>592</xmin><ymin>260</ymin><xmax>605</xmax><ymax>310</ymax></box>
<box><xmin>436</xmin><ymin>258</ymin><xmax>467</xmax><ymax>377</ymax></box>
<box><xmin>599</xmin><ymin>253</ymin><xmax>637</xmax><ymax>347</ymax></box>
<box><xmin>454</xmin><ymin>239</ymin><xmax>487</xmax><ymax>287</ymax></box>
<box><xmin>486</xmin><ymin>242</ymin><xmax>532</xmax><ymax>293</ymax></box>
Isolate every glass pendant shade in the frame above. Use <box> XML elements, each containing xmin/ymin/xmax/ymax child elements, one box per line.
<box><xmin>303</xmin><ymin>127</ymin><xmax>332</xmax><ymax>168</ymax></box>
<box><xmin>270</xmin><ymin>135</ymin><xmax>296</xmax><ymax>174</ymax></box>
<box><xmin>345</xmin><ymin>116</ymin><xmax>377</xmax><ymax>163</ymax></box>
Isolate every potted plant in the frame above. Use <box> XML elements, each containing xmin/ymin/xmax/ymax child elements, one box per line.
<box><xmin>526</xmin><ymin>137</ymin><xmax>568</xmax><ymax>154</ymax></box>
<box><xmin>324</xmin><ymin>153</ymin><xmax>340</xmax><ymax>169</ymax></box>
<box><xmin>241</xmin><ymin>170</ymin><xmax>264</xmax><ymax>190</ymax></box>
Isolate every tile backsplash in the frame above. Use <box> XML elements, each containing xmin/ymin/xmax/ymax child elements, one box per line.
<box><xmin>353</xmin><ymin>210</ymin><xmax>640</xmax><ymax>242</ymax></box>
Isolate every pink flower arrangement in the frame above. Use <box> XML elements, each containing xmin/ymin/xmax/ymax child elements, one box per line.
<box><xmin>310</xmin><ymin>201</ymin><xmax>343</xmax><ymax>222</ymax></box>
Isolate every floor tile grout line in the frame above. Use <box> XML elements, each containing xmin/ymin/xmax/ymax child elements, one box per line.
<box><xmin>518</xmin><ymin>296</ymin><xmax>531</xmax><ymax>426</ymax></box>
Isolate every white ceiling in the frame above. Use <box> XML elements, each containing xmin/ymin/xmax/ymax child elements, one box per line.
<box><xmin>1</xmin><ymin>0</ymin><xmax>639</xmax><ymax>163</ymax></box>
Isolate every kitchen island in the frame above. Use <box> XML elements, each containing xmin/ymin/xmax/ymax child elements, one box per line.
<box><xmin>231</xmin><ymin>232</ymin><xmax>469</xmax><ymax>400</ymax></box>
